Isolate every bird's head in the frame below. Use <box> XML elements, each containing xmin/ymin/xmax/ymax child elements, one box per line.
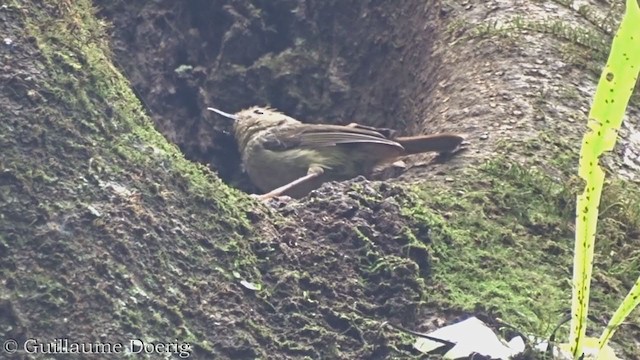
<box><xmin>207</xmin><ymin>106</ymin><xmax>301</xmax><ymax>150</ymax></box>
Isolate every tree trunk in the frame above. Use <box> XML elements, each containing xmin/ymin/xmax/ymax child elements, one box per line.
<box><xmin>1</xmin><ymin>0</ymin><xmax>638</xmax><ymax>359</ymax></box>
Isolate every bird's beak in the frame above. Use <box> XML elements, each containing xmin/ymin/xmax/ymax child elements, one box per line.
<box><xmin>207</xmin><ymin>107</ymin><xmax>237</xmax><ymax>120</ymax></box>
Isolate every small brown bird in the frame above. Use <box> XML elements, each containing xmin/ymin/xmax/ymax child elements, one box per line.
<box><xmin>208</xmin><ymin>106</ymin><xmax>464</xmax><ymax>200</ymax></box>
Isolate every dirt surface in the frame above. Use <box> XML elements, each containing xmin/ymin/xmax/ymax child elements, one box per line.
<box><xmin>2</xmin><ymin>0</ymin><xmax>639</xmax><ymax>359</ymax></box>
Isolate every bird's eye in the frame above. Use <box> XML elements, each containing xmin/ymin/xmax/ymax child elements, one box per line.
<box><xmin>254</xmin><ymin>109</ymin><xmax>263</xmax><ymax>115</ymax></box>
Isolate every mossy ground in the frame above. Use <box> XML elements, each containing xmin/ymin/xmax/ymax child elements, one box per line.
<box><xmin>401</xmin><ymin>153</ymin><xmax>640</xmax><ymax>356</ymax></box>
<box><xmin>1</xmin><ymin>1</ymin><xmax>264</xmax><ymax>357</ymax></box>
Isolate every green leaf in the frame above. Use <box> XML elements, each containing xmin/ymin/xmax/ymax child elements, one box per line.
<box><xmin>569</xmin><ymin>0</ymin><xmax>640</xmax><ymax>358</ymax></box>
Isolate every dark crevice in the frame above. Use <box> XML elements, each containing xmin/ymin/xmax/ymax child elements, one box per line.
<box><xmin>96</xmin><ymin>1</ymin><xmax>442</xmax><ymax>195</ymax></box>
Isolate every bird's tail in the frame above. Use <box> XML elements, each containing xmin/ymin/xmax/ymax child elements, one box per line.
<box><xmin>396</xmin><ymin>133</ymin><xmax>465</xmax><ymax>154</ymax></box>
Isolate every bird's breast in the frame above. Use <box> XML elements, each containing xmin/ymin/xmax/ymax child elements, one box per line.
<box><xmin>242</xmin><ymin>141</ymin><xmax>323</xmax><ymax>193</ymax></box>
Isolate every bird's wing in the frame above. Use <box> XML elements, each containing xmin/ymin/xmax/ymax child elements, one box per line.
<box><xmin>262</xmin><ymin>123</ymin><xmax>404</xmax><ymax>151</ymax></box>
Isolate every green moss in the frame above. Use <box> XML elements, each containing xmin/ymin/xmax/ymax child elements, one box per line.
<box><xmin>16</xmin><ymin>0</ymin><xmax>260</xmax><ymax>249</ymax></box>
<box><xmin>1</xmin><ymin>1</ymin><xmax>278</xmax><ymax>356</ymax></box>
<box><xmin>401</xmin><ymin>156</ymin><xmax>640</xmax><ymax>341</ymax></box>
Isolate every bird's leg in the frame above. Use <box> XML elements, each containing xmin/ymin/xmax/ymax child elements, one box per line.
<box><xmin>256</xmin><ymin>165</ymin><xmax>325</xmax><ymax>201</ymax></box>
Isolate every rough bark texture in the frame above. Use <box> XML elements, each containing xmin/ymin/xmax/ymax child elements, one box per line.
<box><xmin>1</xmin><ymin>0</ymin><xmax>639</xmax><ymax>359</ymax></box>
